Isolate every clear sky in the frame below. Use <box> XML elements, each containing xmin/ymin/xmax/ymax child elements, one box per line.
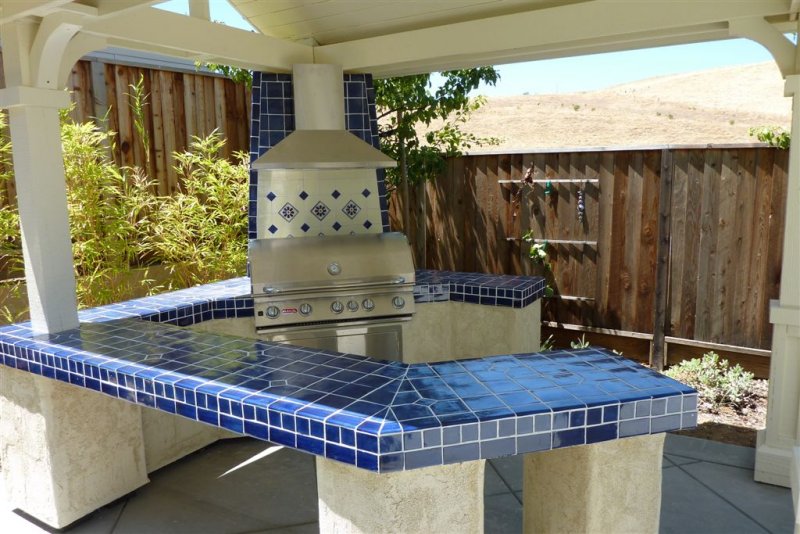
<box><xmin>157</xmin><ymin>0</ymin><xmax>781</xmax><ymax>96</ymax></box>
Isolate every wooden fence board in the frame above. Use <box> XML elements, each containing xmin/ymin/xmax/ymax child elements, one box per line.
<box><xmin>749</xmin><ymin>149</ymin><xmax>776</xmax><ymax>346</ymax></box>
<box><xmin>391</xmin><ymin>145</ymin><xmax>787</xmax><ymax>352</ymax></box>
<box><xmin>730</xmin><ymin>149</ymin><xmax>757</xmax><ymax>345</ymax></box>
<box><xmin>694</xmin><ymin>149</ymin><xmax>721</xmax><ymax>341</ymax></box>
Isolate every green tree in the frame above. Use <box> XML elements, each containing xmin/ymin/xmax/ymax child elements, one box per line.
<box><xmin>374</xmin><ymin>68</ymin><xmax>499</xmax><ymax>231</ymax></box>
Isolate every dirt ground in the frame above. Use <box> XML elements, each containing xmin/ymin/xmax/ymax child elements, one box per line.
<box><xmin>423</xmin><ymin>62</ymin><xmax>791</xmax><ymax>150</ymax></box>
<box><xmin>674</xmin><ymin>379</ymin><xmax>769</xmax><ymax>448</ymax></box>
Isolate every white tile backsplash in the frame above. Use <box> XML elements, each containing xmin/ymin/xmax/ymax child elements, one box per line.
<box><xmin>256</xmin><ymin>168</ymin><xmax>383</xmax><ymax>239</ymax></box>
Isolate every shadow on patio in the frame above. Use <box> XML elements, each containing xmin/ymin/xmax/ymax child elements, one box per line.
<box><xmin>2</xmin><ymin>433</ymin><xmax>793</xmax><ymax>534</ymax></box>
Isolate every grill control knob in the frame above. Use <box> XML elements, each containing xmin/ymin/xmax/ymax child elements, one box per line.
<box><xmin>347</xmin><ymin>300</ymin><xmax>359</xmax><ymax>312</ymax></box>
<box><xmin>391</xmin><ymin>296</ymin><xmax>406</xmax><ymax>309</ymax></box>
<box><xmin>266</xmin><ymin>305</ymin><xmax>281</xmax><ymax>319</ymax></box>
<box><xmin>362</xmin><ymin>298</ymin><xmax>375</xmax><ymax>311</ymax></box>
<box><xmin>299</xmin><ymin>303</ymin><xmax>312</xmax><ymax>316</ymax></box>
<box><xmin>331</xmin><ymin>301</ymin><xmax>344</xmax><ymax>314</ymax></box>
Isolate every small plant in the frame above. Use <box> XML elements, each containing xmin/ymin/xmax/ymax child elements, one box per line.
<box><xmin>539</xmin><ymin>334</ymin><xmax>555</xmax><ymax>352</ymax></box>
<box><xmin>572</xmin><ymin>104</ymin><xmax>580</xmax><ymax>111</ymax></box>
<box><xmin>667</xmin><ymin>113</ymin><xmax>674</xmax><ymax>120</ymax></box>
<box><xmin>665</xmin><ymin>352</ymin><xmax>757</xmax><ymax>412</ymax></box>
<box><xmin>196</xmin><ymin>61</ymin><xmax>253</xmax><ymax>88</ymax></box>
<box><xmin>526</xmin><ymin>240</ymin><xmax>550</xmax><ymax>267</ymax></box>
<box><xmin>749</xmin><ymin>125</ymin><xmax>790</xmax><ymax>149</ymax></box>
<box><xmin>729</xmin><ymin>119</ymin><xmax>735</xmax><ymax>125</ymax></box>
<box><xmin>125</xmin><ymin>74</ymin><xmax>151</xmax><ymax>163</ymax></box>
<box><xmin>570</xmin><ymin>334</ymin><xmax>590</xmax><ymax>349</ymax></box>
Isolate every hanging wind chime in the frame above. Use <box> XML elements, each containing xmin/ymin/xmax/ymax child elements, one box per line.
<box><xmin>576</xmin><ymin>182</ymin><xmax>585</xmax><ymax>224</ymax></box>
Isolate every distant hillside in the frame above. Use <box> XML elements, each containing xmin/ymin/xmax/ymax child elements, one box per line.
<box><xmin>425</xmin><ymin>62</ymin><xmax>791</xmax><ymax>151</ymax></box>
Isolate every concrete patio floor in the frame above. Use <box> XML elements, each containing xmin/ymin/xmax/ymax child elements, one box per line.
<box><xmin>1</xmin><ymin>433</ymin><xmax>794</xmax><ymax>533</ymax></box>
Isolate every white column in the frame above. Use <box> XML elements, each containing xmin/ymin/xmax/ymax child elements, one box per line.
<box><xmin>755</xmin><ymin>75</ymin><xmax>800</xmax><ymax>487</ymax></box>
<box><xmin>0</xmin><ymin>86</ymin><xmax>79</xmax><ymax>333</ymax></box>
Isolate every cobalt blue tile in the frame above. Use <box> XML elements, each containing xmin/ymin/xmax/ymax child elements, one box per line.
<box><xmin>379</xmin><ymin>453</ymin><xmax>404</xmax><ymax>472</ymax></box>
<box><xmin>443</xmin><ymin>443</ymin><xmax>480</xmax><ymax>464</ymax></box>
<box><xmin>553</xmin><ymin>428</ymin><xmax>586</xmax><ymax>448</ymax></box>
<box><xmin>667</xmin><ymin>396</ymin><xmax>683</xmax><ymax>414</ymax></box>
<box><xmin>340</xmin><ymin>428</ymin><xmax>356</xmax><ymax>447</ymax></box>
<box><xmin>220</xmin><ymin>414</ymin><xmax>244</xmax><ymax>433</ymax></box>
<box><xmin>586</xmin><ymin>423</ymin><xmax>618</xmax><ymax>444</ymax></box>
<box><xmin>603</xmin><ymin>405</ymin><xmax>619</xmax><ymax>422</ymax></box>
<box><xmin>326</xmin><ymin>444</ymin><xmax>356</xmax><ymax>465</ymax></box>
<box><xmin>516</xmin><ymin>416</ymin><xmax>534</xmax><ymax>434</ymax></box>
<box><xmin>357</xmin><ymin>433</ymin><xmax>378</xmax><ymax>452</ymax></box>
<box><xmin>651</xmin><ymin>414</ymin><xmax>682</xmax><ymax>433</ymax></box>
<box><xmin>270</xmin><ymin>428</ymin><xmax>296</xmax><ymax>447</ymax></box>
<box><xmin>553</xmin><ymin>411</ymin><xmax>570</xmax><ymax>430</ymax></box>
<box><xmin>356</xmin><ymin>452</ymin><xmax>379</xmax><ymax>471</ymax></box>
<box><xmin>443</xmin><ymin>426</ymin><xmax>460</xmax><ymax>445</ymax></box>
<box><xmin>403</xmin><ymin>432</ymin><xmax>423</xmax><ymax>451</ymax></box>
<box><xmin>380</xmin><ymin>435</ymin><xmax>403</xmax><ymax>454</ymax></box>
<box><xmin>620</xmin><ymin>402</ymin><xmax>636</xmax><ymax>420</ymax></box>
<box><xmin>570</xmin><ymin>410</ymin><xmax>586</xmax><ymax>428</ymax></box>
<box><xmin>480</xmin><ymin>437</ymin><xmax>516</xmax><ymax>459</ymax></box>
<box><xmin>177</xmin><ymin>402</ymin><xmax>197</xmax><ymax>419</ymax></box>
<box><xmin>244</xmin><ymin>420</ymin><xmax>269</xmax><ymax>440</ymax></box>
<box><xmin>619</xmin><ymin>418</ymin><xmax>650</xmax><ymax>438</ymax></box>
<box><xmin>156</xmin><ymin>397</ymin><xmax>176</xmax><ymax>413</ymax></box>
<box><xmin>517</xmin><ymin>433</ymin><xmax>551</xmax><ymax>454</ymax></box>
<box><xmin>297</xmin><ymin>436</ymin><xmax>325</xmax><ymax>455</ymax></box>
<box><xmin>587</xmin><ymin>407</ymin><xmax>602</xmax><ymax>425</ymax></box>
<box><xmin>479</xmin><ymin>421</ymin><xmax>497</xmax><ymax>440</ymax></box>
<box><xmin>498</xmin><ymin>419</ymin><xmax>516</xmax><ymax>437</ymax></box>
<box><xmin>404</xmin><ymin>448</ymin><xmax>442</xmax><ymax>470</ymax></box>
<box><xmin>423</xmin><ymin>429</ymin><xmax>442</xmax><ymax>447</ymax></box>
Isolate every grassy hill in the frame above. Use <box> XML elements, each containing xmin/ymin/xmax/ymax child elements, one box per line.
<box><xmin>427</xmin><ymin>62</ymin><xmax>791</xmax><ymax>151</ymax></box>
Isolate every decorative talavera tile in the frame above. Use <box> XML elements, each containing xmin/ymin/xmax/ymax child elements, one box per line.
<box><xmin>256</xmin><ymin>169</ymin><xmax>382</xmax><ymax>238</ymax></box>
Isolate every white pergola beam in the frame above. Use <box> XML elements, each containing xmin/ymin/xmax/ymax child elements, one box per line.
<box><xmin>729</xmin><ymin>17</ymin><xmax>796</xmax><ymax>76</ymax></box>
<box><xmin>188</xmin><ymin>0</ymin><xmax>209</xmax><ymax>21</ymax></box>
<box><xmin>81</xmin><ymin>7</ymin><xmax>311</xmax><ymax>72</ymax></box>
<box><xmin>96</xmin><ymin>0</ymin><xmax>158</xmax><ymax>17</ymax></box>
<box><xmin>316</xmin><ymin>0</ymin><xmax>790</xmax><ymax>76</ymax></box>
<box><xmin>0</xmin><ymin>0</ymin><xmax>73</xmax><ymax>25</ymax></box>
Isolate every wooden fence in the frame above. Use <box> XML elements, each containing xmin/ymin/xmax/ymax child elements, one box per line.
<box><xmin>1</xmin><ymin>55</ymin><xmax>250</xmax><ymax>205</ymax></box>
<box><xmin>390</xmin><ymin>146</ymin><xmax>788</xmax><ymax>362</ymax></box>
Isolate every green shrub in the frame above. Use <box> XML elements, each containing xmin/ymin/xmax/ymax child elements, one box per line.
<box><xmin>748</xmin><ymin>125</ymin><xmax>790</xmax><ymax>149</ymax></box>
<box><xmin>142</xmin><ymin>133</ymin><xmax>249</xmax><ymax>290</ymax></box>
<box><xmin>665</xmin><ymin>352</ymin><xmax>756</xmax><ymax>412</ymax></box>
<box><xmin>0</xmin><ymin>112</ymin><xmax>249</xmax><ymax>318</ymax></box>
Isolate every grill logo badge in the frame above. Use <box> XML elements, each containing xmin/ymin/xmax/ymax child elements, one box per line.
<box><xmin>281</xmin><ymin>307</ymin><xmax>298</xmax><ymax>314</ymax></box>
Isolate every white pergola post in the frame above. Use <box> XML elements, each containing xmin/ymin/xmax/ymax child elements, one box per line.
<box><xmin>755</xmin><ymin>75</ymin><xmax>800</xmax><ymax>488</ymax></box>
<box><xmin>0</xmin><ymin>20</ymin><xmax>80</xmax><ymax>334</ymax></box>
<box><xmin>0</xmin><ymin>87</ymin><xmax>79</xmax><ymax>333</ymax></box>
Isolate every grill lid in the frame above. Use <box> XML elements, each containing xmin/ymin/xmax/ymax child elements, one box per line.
<box><xmin>249</xmin><ymin>232</ymin><xmax>415</xmax><ymax>294</ymax></box>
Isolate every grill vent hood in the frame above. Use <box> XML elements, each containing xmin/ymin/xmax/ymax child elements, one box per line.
<box><xmin>252</xmin><ymin>64</ymin><xmax>396</xmax><ymax>170</ymax></box>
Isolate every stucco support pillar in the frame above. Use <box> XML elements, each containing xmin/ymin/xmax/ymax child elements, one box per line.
<box><xmin>0</xmin><ymin>85</ymin><xmax>79</xmax><ymax>333</ymax></box>
<box><xmin>523</xmin><ymin>433</ymin><xmax>664</xmax><ymax>534</ymax></box>
<box><xmin>755</xmin><ymin>75</ymin><xmax>800</xmax><ymax>488</ymax></box>
<box><xmin>316</xmin><ymin>457</ymin><xmax>484</xmax><ymax>533</ymax></box>
<box><xmin>0</xmin><ymin>366</ymin><xmax>149</xmax><ymax>529</ymax></box>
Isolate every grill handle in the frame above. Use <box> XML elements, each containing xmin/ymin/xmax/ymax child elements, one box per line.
<box><xmin>260</xmin><ymin>276</ymin><xmax>406</xmax><ymax>295</ymax></box>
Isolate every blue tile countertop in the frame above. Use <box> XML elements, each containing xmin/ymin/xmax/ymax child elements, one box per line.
<box><xmin>0</xmin><ymin>271</ymin><xmax>696</xmax><ymax>473</ymax></box>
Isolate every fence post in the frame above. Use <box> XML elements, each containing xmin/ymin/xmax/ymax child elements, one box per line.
<box><xmin>651</xmin><ymin>149</ymin><xmax>673</xmax><ymax>370</ymax></box>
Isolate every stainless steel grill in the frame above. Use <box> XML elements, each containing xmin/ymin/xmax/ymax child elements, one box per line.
<box><xmin>249</xmin><ymin>232</ymin><xmax>415</xmax><ymax>359</ymax></box>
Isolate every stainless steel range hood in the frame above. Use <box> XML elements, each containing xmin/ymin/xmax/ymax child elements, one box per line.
<box><xmin>252</xmin><ymin>64</ymin><xmax>396</xmax><ymax>171</ymax></box>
